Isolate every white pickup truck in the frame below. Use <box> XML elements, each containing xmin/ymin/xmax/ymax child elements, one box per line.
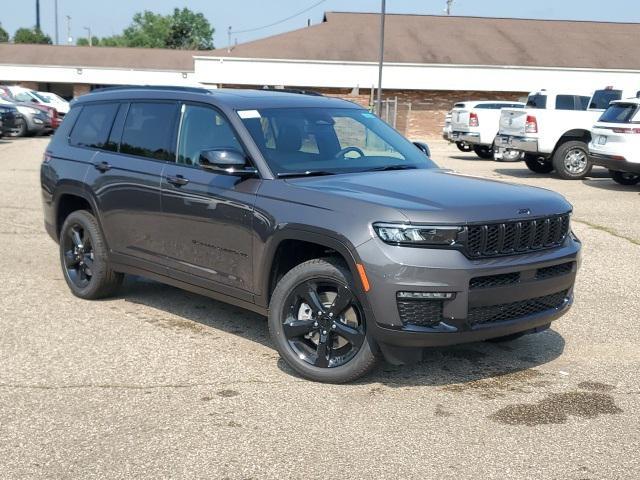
<box><xmin>449</xmin><ymin>101</ymin><xmax>525</xmax><ymax>160</ymax></box>
<box><xmin>495</xmin><ymin>88</ymin><xmax>638</xmax><ymax>179</ymax></box>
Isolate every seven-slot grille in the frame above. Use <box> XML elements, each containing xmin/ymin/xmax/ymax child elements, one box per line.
<box><xmin>464</xmin><ymin>214</ymin><xmax>570</xmax><ymax>259</ymax></box>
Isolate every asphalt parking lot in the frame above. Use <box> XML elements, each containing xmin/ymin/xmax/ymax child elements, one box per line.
<box><xmin>1</xmin><ymin>136</ymin><xmax>639</xmax><ymax>479</ymax></box>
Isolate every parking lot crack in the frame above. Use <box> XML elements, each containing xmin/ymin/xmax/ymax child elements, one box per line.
<box><xmin>573</xmin><ymin>218</ymin><xmax>640</xmax><ymax>246</ymax></box>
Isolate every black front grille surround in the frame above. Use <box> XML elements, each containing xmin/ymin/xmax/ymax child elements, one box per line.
<box><xmin>467</xmin><ymin>290</ymin><xmax>569</xmax><ymax>325</ymax></box>
<box><xmin>463</xmin><ymin>214</ymin><xmax>570</xmax><ymax>259</ymax></box>
<box><xmin>470</xmin><ymin>272</ymin><xmax>521</xmax><ymax>289</ymax></box>
<box><xmin>397</xmin><ymin>299</ymin><xmax>443</xmax><ymax>327</ymax></box>
<box><xmin>536</xmin><ymin>262</ymin><xmax>574</xmax><ymax>280</ymax></box>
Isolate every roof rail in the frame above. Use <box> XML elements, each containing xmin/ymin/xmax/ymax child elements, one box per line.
<box><xmin>90</xmin><ymin>85</ymin><xmax>211</xmax><ymax>95</ymax></box>
<box><xmin>259</xmin><ymin>87</ymin><xmax>324</xmax><ymax>97</ymax></box>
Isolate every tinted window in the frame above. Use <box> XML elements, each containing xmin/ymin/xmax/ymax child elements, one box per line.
<box><xmin>599</xmin><ymin>103</ymin><xmax>639</xmax><ymax>123</ymax></box>
<box><xmin>453</xmin><ymin>103</ymin><xmax>466</xmax><ymax>108</ymax></box>
<box><xmin>555</xmin><ymin>95</ymin><xmax>576</xmax><ymax>110</ymax></box>
<box><xmin>69</xmin><ymin>103</ymin><xmax>119</xmax><ymax>149</ymax></box>
<box><xmin>177</xmin><ymin>105</ymin><xmax>243</xmax><ymax>166</ymax></box>
<box><xmin>589</xmin><ymin>89</ymin><xmax>622</xmax><ymax>110</ymax></box>
<box><xmin>475</xmin><ymin>103</ymin><xmax>524</xmax><ymax>110</ymax></box>
<box><xmin>526</xmin><ymin>95</ymin><xmax>547</xmax><ymax>109</ymax></box>
<box><xmin>120</xmin><ymin>102</ymin><xmax>179</xmax><ymax>161</ymax></box>
<box><xmin>578</xmin><ymin>96</ymin><xmax>590</xmax><ymax>110</ymax></box>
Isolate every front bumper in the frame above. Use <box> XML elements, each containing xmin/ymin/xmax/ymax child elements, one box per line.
<box><xmin>357</xmin><ymin>236</ymin><xmax>581</xmax><ymax>348</ymax></box>
<box><xmin>590</xmin><ymin>153</ymin><xmax>640</xmax><ymax>174</ymax></box>
<box><xmin>495</xmin><ymin>134</ymin><xmax>540</xmax><ymax>154</ymax></box>
<box><xmin>450</xmin><ymin>131</ymin><xmax>481</xmax><ymax>145</ymax></box>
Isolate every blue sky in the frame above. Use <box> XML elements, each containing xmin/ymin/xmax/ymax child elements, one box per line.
<box><xmin>2</xmin><ymin>0</ymin><xmax>639</xmax><ymax>47</ymax></box>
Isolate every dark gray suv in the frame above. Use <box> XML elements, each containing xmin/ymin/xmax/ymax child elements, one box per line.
<box><xmin>41</xmin><ymin>86</ymin><xmax>581</xmax><ymax>382</ymax></box>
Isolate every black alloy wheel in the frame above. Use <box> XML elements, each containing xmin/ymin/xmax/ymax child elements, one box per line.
<box><xmin>282</xmin><ymin>279</ymin><xmax>365</xmax><ymax>369</ymax></box>
<box><xmin>269</xmin><ymin>258</ymin><xmax>378</xmax><ymax>383</ymax></box>
<box><xmin>62</xmin><ymin>223</ymin><xmax>94</xmax><ymax>289</ymax></box>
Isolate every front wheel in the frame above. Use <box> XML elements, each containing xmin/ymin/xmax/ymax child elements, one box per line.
<box><xmin>268</xmin><ymin>258</ymin><xmax>378</xmax><ymax>383</ymax></box>
<box><xmin>473</xmin><ymin>145</ymin><xmax>494</xmax><ymax>159</ymax></box>
<box><xmin>552</xmin><ymin>140</ymin><xmax>592</xmax><ymax>180</ymax></box>
<box><xmin>610</xmin><ymin>170</ymin><xmax>640</xmax><ymax>185</ymax></box>
<box><xmin>524</xmin><ymin>154</ymin><xmax>554</xmax><ymax>174</ymax></box>
<box><xmin>456</xmin><ymin>142</ymin><xmax>472</xmax><ymax>152</ymax></box>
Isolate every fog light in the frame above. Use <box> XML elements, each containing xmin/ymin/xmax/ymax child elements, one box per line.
<box><xmin>397</xmin><ymin>291</ymin><xmax>455</xmax><ymax>300</ymax></box>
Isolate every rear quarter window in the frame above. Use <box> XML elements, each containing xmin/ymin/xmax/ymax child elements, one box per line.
<box><xmin>69</xmin><ymin>102</ymin><xmax>119</xmax><ymax>149</ymax></box>
<box><xmin>555</xmin><ymin>95</ymin><xmax>577</xmax><ymax>110</ymax></box>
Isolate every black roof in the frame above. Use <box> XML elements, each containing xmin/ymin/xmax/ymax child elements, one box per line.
<box><xmin>75</xmin><ymin>86</ymin><xmax>361</xmax><ymax>110</ymax></box>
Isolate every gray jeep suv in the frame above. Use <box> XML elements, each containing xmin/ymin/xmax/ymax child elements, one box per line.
<box><xmin>41</xmin><ymin>86</ymin><xmax>581</xmax><ymax>382</ymax></box>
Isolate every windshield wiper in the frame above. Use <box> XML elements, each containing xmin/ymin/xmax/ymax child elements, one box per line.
<box><xmin>276</xmin><ymin>170</ymin><xmax>337</xmax><ymax>178</ymax></box>
<box><xmin>366</xmin><ymin>165</ymin><xmax>418</xmax><ymax>172</ymax></box>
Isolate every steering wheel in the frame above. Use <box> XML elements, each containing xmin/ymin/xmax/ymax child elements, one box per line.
<box><xmin>334</xmin><ymin>146</ymin><xmax>365</xmax><ymax>159</ymax></box>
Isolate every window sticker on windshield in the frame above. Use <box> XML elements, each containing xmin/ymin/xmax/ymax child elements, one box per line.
<box><xmin>238</xmin><ymin>110</ymin><xmax>261</xmax><ymax>119</ymax></box>
<box><xmin>361</xmin><ymin>113</ymin><xmax>376</xmax><ymax>118</ymax></box>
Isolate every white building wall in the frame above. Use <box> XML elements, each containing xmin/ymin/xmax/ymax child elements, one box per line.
<box><xmin>194</xmin><ymin>56</ymin><xmax>640</xmax><ymax>93</ymax></box>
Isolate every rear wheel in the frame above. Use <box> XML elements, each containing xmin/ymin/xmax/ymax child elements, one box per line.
<box><xmin>610</xmin><ymin>170</ymin><xmax>640</xmax><ymax>185</ymax></box>
<box><xmin>524</xmin><ymin>154</ymin><xmax>554</xmax><ymax>174</ymax></box>
<box><xmin>60</xmin><ymin>210</ymin><xmax>123</xmax><ymax>299</ymax></box>
<box><xmin>473</xmin><ymin>145</ymin><xmax>494</xmax><ymax>159</ymax></box>
<box><xmin>268</xmin><ymin>258</ymin><xmax>378</xmax><ymax>383</ymax></box>
<box><xmin>456</xmin><ymin>142</ymin><xmax>472</xmax><ymax>152</ymax></box>
<box><xmin>552</xmin><ymin>140</ymin><xmax>592</xmax><ymax>180</ymax></box>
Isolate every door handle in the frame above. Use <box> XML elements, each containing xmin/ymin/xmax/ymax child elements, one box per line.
<box><xmin>94</xmin><ymin>161</ymin><xmax>111</xmax><ymax>172</ymax></box>
<box><xmin>166</xmin><ymin>175</ymin><xmax>189</xmax><ymax>187</ymax></box>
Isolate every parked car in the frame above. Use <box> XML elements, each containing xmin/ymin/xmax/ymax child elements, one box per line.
<box><xmin>442</xmin><ymin>110</ymin><xmax>452</xmax><ymax>141</ymax></box>
<box><xmin>36</xmin><ymin>91</ymin><xmax>70</xmax><ymax>116</ymax></box>
<box><xmin>42</xmin><ymin>86</ymin><xmax>581</xmax><ymax>383</ymax></box>
<box><xmin>589</xmin><ymin>98</ymin><xmax>640</xmax><ymax>185</ymax></box>
<box><xmin>0</xmin><ymin>95</ymin><xmax>50</xmax><ymax>136</ymax></box>
<box><xmin>495</xmin><ymin>87</ymin><xmax>636</xmax><ymax>179</ymax></box>
<box><xmin>449</xmin><ymin>101</ymin><xmax>526</xmax><ymax>160</ymax></box>
<box><xmin>0</xmin><ymin>103</ymin><xmax>25</xmax><ymax>137</ymax></box>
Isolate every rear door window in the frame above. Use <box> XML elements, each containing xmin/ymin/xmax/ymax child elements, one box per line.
<box><xmin>555</xmin><ymin>95</ymin><xmax>577</xmax><ymax>110</ymax></box>
<box><xmin>526</xmin><ymin>95</ymin><xmax>547</xmax><ymax>109</ymax></box>
<box><xmin>599</xmin><ymin>103</ymin><xmax>639</xmax><ymax>123</ymax></box>
<box><xmin>589</xmin><ymin>90</ymin><xmax>622</xmax><ymax>110</ymax></box>
<box><xmin>69</xmin><ymin>102</ymin><xmax>119</xmax><ymax>149</ymax></box>
<box><xmin>120</xmin><ymin>102</ymin><xmax>179</xmax><ymax>161</ymax></box>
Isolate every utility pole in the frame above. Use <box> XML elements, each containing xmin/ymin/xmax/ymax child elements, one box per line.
<box><xmin>376</xmin><ymin>0</ymin><xmax>386</xmax><ymax>116</ymax></box>
<box><xmin>54</xmin><ymin>0</ymin><xmax>59</xmax><ymax>44</ymax></box>
<box><xmin>84</xmin><ymin>26</ymin><xmax>91</xmax><ymax>46</ymax></box>
<box><xmin>35</xmin><ymin>0</ymin><xmax>41</xmax><ymax>30</ymax></box>
<box><xmin>445</xmin><ymin>0</ymin><xmax>454</xmax><ymax>15</ymax></box>
<box><xmin>66</xmin><ymin>15</ymin><xmax>72</xmax><ymax>44</ymax></box>
<box><xmin>227</xmin><ymin>26</ymin><xmax>232</xmax><ymax>52</ymax></box>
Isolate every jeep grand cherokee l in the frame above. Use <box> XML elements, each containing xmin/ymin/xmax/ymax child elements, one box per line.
<box><xmin>41</xmin><ymin>87</ymin><xmax>581</xmax><ymax>383</ymax></box>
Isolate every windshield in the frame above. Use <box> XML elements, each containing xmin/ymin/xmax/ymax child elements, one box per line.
<box><xmin>238</xmin><ymin>107</ymin><xmax>436</xmax><ymax>176</ymax></box>
<box><xmin>32</xmin><ymin>91</ymin><xmax>51</xmax><ymax>103</ymax></box>
<box><xmin>589</xmin><ymin>89</ymin><xmax>622</xmax><ymax>110</ymax></box>
<box><xmin>599</xmin><ymin>103</ymin><xmax>639</xmax><ymax>123</ymax></box>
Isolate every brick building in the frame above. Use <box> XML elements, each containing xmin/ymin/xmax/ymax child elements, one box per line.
<box><xmin>1</xmin><ymin>12</ymin><xmax>639</xmax><ymax>139</ymax></box>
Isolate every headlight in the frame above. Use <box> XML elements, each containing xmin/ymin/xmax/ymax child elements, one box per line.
<box><xmin>16</xmin><ymin>106</ymin><xmax>39</xmax><ymax>115</ymax></box>
<box><xmin>373</xmin><ymin>223</ymin><xmax>462</xmax><ymax>246</ymax></box>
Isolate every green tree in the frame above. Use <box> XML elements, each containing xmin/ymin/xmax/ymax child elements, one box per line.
<box><xmin>13</xmin><ymin>27</ymin><xmax>52</xmax><ymax>44</ymax></box>
<box><xmin>0</xmin><ymin>25</ymin><xmax>9</xmax><ymax>43</ymax></box>
<box><xmin>76</xmin><ymin>36</ymin><xmax>101</xmax><ymax>46</ymax></box>
<box><xmin>122</xmin><ymin>11</ymin><xmax>171</xmax><ymax>48</ymax></box>
<box><xmin>167</xmin><ymin>8</ymin><xmax>214</xmax><ymax>50</ymax></box>
<box><xmin>99</xmin><ymin>35</ymin><xmax>126</xmax><ymax>47</ymax></box>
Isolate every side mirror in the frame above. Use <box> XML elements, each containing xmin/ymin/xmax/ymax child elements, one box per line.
<box><xmin>413</xmin><ymin>141</ymin><xmax>431</xmax><ymax>158</ymax></box>
<box><xmin>198</xmin><ymin>148</ymin><xmax>258</xmax><ymax>176</ymax></box>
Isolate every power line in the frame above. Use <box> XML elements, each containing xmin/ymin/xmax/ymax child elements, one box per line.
<box><xmin>231</xmin><ymin>0</ymin><xmax>327</xmax><ymax>35</ymax></box>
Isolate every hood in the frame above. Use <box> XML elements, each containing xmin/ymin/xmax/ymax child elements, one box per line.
<box><xmin>285</xmin><ymin>169</ymin><xmax>571</xmax><ymax>224</ymax></box>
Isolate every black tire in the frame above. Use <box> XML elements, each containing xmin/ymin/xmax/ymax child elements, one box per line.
<box><xmin>268</xmin><ymin>258</ymin><xmax>378</xmax><ymax>383</ymax></box>
<box><xmin>610</xmin><ymin>170</ymin><xmax>640</xmax><ymax>186</ymax></box>
<box><xmin>15</xmin><ymin>121</ymin><xmax>27</xmax><ymax>137</ymax></box>
<box><xmin>59</xmin><ymin>210</ymin><xmax>123</xmax><ymax>299</ymax></box>
<box><xmin>456</xmin><ymin>142</ymin><xmax>472</xmax><ymax>152</ymax></box>
<box><xmin>473</xmin><ymin>145</ymin><xmax>494</xmax><ymax>159</ymax></box>
<box><xmin>552</xmin><ymin>140</ymin><xmax>592</xmax><ymax>180</ymax></box>
<box><xmin>524</xmin><ymin>154</ymin><xmax>554</xmax><ymax>174</ymax></box>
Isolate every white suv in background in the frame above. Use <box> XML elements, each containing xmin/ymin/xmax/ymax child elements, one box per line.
<box><xmin>449</xmin><ymin>101</ymin><xmax>525</xmax><ymax>160</ymax></box>
<box><xmin>589</xmin><ymin>98</ymin><xmax>640</xmax><ymax>185</ymax></box>
<box><xmin>4</xmin><ymin>86</ymin><xmax>70</xmax><ymax>116</ymax></box>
